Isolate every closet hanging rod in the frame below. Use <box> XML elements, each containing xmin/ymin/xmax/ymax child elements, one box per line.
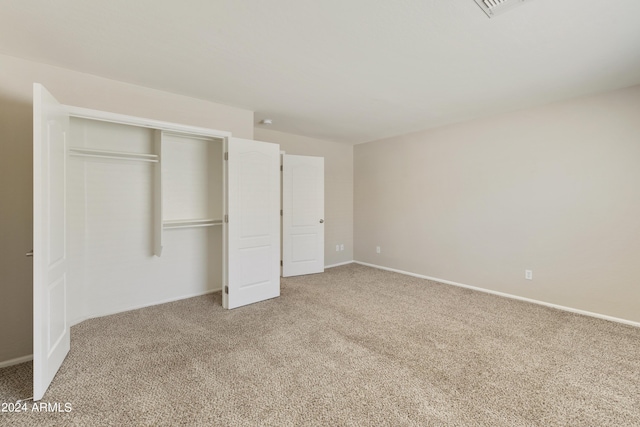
<box><xmin>163</xmin><ymin>223</ymin><xmax>223</xmax><ymax>230</ymax></box>
<box><xmin>69</xmin><ymin>153</ymin><xmax>159</xmax><ymax>163</ymax></box>
<box><xmin>162</xmin><ymin>131</ymin><xmax>217</xmax><ymax>142</ymax></box>
<box><xmin>68</xmin><ymin>148</ymin><xmax>159</xmax><ymax>163</ymax></box>
<box><xmin>163</xmin><ymin>218</ymin><xmax>222</xmax><ymax>224</ymax></box>
<box><xmin>69</xmin><ymin>147</ymin><xmax>157</xmax><ymax>158</ymax></box>
<box><xmin>163</xmin><ymin>219</ymin><xmax>223</xmax><ymax>229</ymax></box>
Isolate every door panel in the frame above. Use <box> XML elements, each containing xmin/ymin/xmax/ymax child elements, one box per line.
<box><xmin>226</xmin><ymin>138</ymin><xmax>280</xmax><ymax>309</ymax></box>
<box><xmin>283</xmin><ymin>155</ymin><xmax>324</xmax><ymax>277</ymax></box>
<box><xmin>33</xmin><ymin>83</ymin><xmax>70</xmax><ymax>401</ymax></box>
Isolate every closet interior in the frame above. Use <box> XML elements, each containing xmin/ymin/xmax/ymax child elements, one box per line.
<box><xmin>66</xmin><ymin>117</ymin><xmax>224</xmax><ymax>324</ymax></box>
<box><xmin>33</xmin><ymin>83</ymin><xmax>285</xmax><ymax>401</ymax></box>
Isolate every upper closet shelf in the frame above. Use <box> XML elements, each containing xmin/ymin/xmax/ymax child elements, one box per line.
<box><xmin>68</xmin><ymin>147</ymin><xmax>159</xmax><ymax>163</ymax></box>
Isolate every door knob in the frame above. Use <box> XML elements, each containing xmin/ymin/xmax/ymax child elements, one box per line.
<box><xmin>26</xmin><ymin>250</ymin><xmax>33</xmax><ymax>257</ymax></box>
<box><xmin>319</xmin><ymin>219</ymin><xmax>324</xmax><ymax>223</ymax></box>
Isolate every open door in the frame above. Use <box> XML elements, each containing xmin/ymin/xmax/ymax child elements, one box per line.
<box><xmin>33</xmin><ymin>84</ymin><xmax>70</xmax><ymax>401</ymax></box>
<box><xmin>282</xmin><ymin>155</ymin><xmax>324</xmax><ymax>277</ymax></box>
<box><xmin>224</xmin><ymin>138</ymin><xmax>280</xmax><ymax>309</ymax></box>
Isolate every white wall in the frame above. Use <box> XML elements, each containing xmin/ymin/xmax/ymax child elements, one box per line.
<box><xmin>354</xmin><ymin>85</ymin><xmax>640</xmax><ymax>323</ymax></box>
<box><xmin>255</xmin><ymin>128</ymin><xmax>354</xmax><ymax>267</ymax></box>
<box><xmin>0</xmin><ymin>53</ymin><xmax>254</xmax><ymax>364</ymax></box>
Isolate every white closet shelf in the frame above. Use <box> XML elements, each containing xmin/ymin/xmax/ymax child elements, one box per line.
<box><xmin>163</xmin><ymin>218</ymin><xmax>223</xmax><ymax>229</ymax></box>
<box><xmin>68</xmin><ymin>147</ymin><xmax>159</xmax><ymax>163</ymax></box>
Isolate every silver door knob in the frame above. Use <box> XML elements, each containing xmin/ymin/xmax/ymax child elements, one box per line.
<box><xmin>319</xmin><ymin>219</ymin><xmax>324</xmax><ymax>223</ymax></box>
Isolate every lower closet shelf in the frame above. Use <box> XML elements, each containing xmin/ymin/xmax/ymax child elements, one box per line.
<box><xmin>162</xmin><ymin>219</ymin><xmax>223</xmax><ymax>229</ymax></box>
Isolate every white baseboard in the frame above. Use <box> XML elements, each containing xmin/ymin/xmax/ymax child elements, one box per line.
<box><xmin>0</xmin><ymin>354</ymin><xmax>33</xmax><ymax>369</ymax></box>
<box><xmin>70</xmin><ymin>289</ymin><xmax>219</xmax><ymax>327</ymax></box>
<box><xmin>325</xmin><ymin>260</ymin><xmax>354</xmax><ymax>269</ymax></box>
<box><xmin>354</xmin><ymin>261</ymin><xmax>640</xmax><ymax>328</ymax></box>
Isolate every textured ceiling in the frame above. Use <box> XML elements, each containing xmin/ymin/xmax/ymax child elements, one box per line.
<box><xmin>1</xmin><ymin>0</ymin><xmax>639</xmax><ymax>144</ymax></box>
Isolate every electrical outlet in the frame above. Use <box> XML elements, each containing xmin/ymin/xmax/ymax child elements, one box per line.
<box><xmin>376</xmin><ymin>246</ymin><xmax>381</xmax><ymax>254</ymax></box>
<box><xmin>340</xmin><ymin>244</ymin><xmax>344</xmax><ymax>251</ymax></box>
<box><xmin>336</xmin><ymin>244</ymin><xmax>340</xmax><ymax>252</ymax></box>
<box><xmin>525</xmin><ymin>270</ymin><xmax>533</xmax><ymax>280</ymax></box>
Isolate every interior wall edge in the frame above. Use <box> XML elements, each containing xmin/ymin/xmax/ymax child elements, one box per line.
<box><xmin>354</xmin><ymin>261</ymin><xmax>640</xmax><ymax>329</ymax></box>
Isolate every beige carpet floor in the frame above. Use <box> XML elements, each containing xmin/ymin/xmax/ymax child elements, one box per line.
<box><xmin>1</xmin><ymin>264</ymin><xmax>639</xmax><ymax>426</ymax></box>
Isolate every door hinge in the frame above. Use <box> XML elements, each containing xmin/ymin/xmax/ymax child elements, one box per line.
<box><xmin>224</xmin><ymin>285</ymin><xmax>229</xmax><ymax>294</ymax></box>
<box><xmin>280</xmin><ymin>260</ymin><xmax>283</xmax><ymax>267</ymax></box>
<box><xmin>280</xmin><ymin>209</ymin><xmax>283</xmax><ymax>216</ymax></box>
<box><xmin>224</xmin><ymin>152</ymin><xmax>228</xmax><ymax>161</ymax></box>
<box><xmin>280</xmin><ymin>165</ymin><xmax>283</xmax><ymax>171</ymax></box>
<box><xmin>224</xmin><ymin>214</ymin><xmax>228</xmax><ymax>223</ymax></box>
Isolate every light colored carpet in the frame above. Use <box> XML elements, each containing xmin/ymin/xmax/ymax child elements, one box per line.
<box><xmin>1</xmin><ymin>263</ymin><xmax>639</xmax><ymax>426</ymax></box>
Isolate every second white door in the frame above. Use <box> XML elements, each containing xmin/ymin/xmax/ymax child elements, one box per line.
<box><xmin>282</xmin><ymin>155</ymin><xmax>324</xmax><ymax>277</ymax></box>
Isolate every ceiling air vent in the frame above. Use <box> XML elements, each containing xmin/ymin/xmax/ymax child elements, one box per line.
<box><xmin>473</xmin><ymin>0</ymin><xmax>530</xmax><ymax>18</ymax></box>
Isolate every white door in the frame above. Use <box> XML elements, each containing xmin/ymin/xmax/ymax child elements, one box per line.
<box><xmin>33</xmin><ymin>83</ymin><xmax>70</xmax><ymax>401</ymax></box>
<box><xmin>282</xmin><ymin>155</ymin><xmax>324</xmax><ymax>277</ymax></box>
<box><xmin>224</xmin><ymin>138</ymin><xmax>281</xmax><ymax>309</ymax></box>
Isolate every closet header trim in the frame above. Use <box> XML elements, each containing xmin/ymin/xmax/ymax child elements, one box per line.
<box><xmin>64</xmin><ymin>105</ymin><xmax>231</xmax><ymax>140</ymax></box>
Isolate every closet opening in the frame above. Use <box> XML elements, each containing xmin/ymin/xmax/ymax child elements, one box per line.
<box><xmin>34</xmin><ymin>82</ymin><xmax>281</xmax><ymax>400</ymax></box>
<box><xmin>66</xmin><ymin>117</ymin><xmax>225</xmax><ymax>324</ymax></box>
